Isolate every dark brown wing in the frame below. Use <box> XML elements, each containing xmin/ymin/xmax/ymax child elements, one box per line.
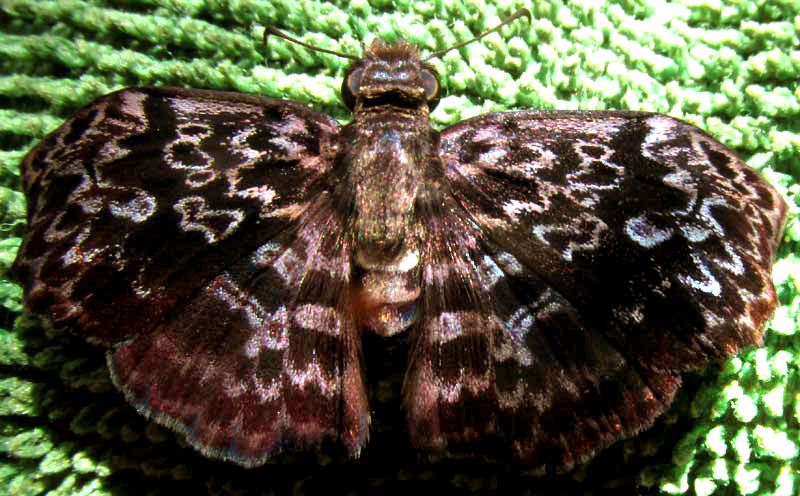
<box><xmin>405</xmin><ymin>110</ymin><xmax>787</xmax><ymax>465</ymax></box>
<box><xmin>12</xmin><ymin>87</ymin><xmax>368</xmax><ymax>465</ymax></box>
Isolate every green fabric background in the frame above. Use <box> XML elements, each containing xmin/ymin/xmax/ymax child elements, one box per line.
<box><xmin>0</xmin><ymin>0</ymin><xmax>798</xmax><ymax>494</ymax></box>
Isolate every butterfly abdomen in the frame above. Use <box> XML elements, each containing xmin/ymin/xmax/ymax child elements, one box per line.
<box><xmin>353</xmin><ymin>250</ymin><xmax>421</xmax><ymax>336</ymax></box>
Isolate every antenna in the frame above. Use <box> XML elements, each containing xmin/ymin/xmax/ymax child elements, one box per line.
<box><xmin>263</xmin><ymin>8</ymin><xmax>531</xmax><ymax>62</ymax></box>
<box><xmin>263</xmin><ymin>27</ymin><xmax>359</xmax><ymax>60</ymax></box>
<box><xmin>423</xmin><ymin>8</ymin><xmax>531</xmax><ymax>61</ymax></box>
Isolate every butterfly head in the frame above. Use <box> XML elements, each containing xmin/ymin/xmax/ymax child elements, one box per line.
<box><xmin>341</xmin><ymin>39</ymin><xmax>441</xmax><ymax>113</ymax></box>
<box><xmin>265</xmin><ymin>9</ymin><xmax>531</xmax><ymax>115</ymax></box>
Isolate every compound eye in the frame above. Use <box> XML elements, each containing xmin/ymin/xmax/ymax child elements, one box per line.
<box><xmin>421</xmin><ymin>69</ymin><xmax>438</xmax><ymax>100</ymax></box>
<box><xmin>341</xmin><ymin>67</ymin><xmax>363</xmax><ymax>110</ymax></box>
<box><xmin>420</xmin><ymin>69</ymin><xmax>440</xmax><ymax>110</ymax></box>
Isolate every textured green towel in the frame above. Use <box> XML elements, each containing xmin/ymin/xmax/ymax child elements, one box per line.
<box><xmin>1</xmin><ymin>0</ymin><xmax>798</xmax><ymax>494</ymax></box>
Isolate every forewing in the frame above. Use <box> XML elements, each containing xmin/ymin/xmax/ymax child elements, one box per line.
<box><xmin>13</xmin><ymin>87</ymin><xmax>337</xmax><ymax>342</ymax></box>
<box><xmin>12</xmin><ymin>87</ymin><xmax>368</xmax><ymax>464</ymax></box>
<box><xmin>406</xmin><ymin>111</ymin><xmax>787</xmax><ymax>465</ymax></box>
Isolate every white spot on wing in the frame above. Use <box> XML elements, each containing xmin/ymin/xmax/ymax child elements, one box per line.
<box><xmin>478</xmin><ymin>255</ymin><xmax>504</xmax><ymax>288</ymax></box>
<box><xmin>286</xmin><ymin>359</ymin><xmax>339</xmax><ymax>396</ymax></box>
<box><xmin>502</xmin><ymin>307</ymin><xmax>534</xmax><ymax>366</ymax></box>
<box><xmin>494</xmin><ymin>251</ymin><xmax>523</xmax><ymax>275</ymax></box>
<box><xmin>173</xmin><ymin>196</ymin><xmax>244</xmax><ymax>243</ymax></box>
<box><xmin>430</xmin><ymin>311</ymin><xmax>479</xmax><ymax>342</ymax></box>
<box><xmin>108</xmin><ymin>187</ymin><xmax>157</xmax><ymax>223</ymax></box>
<box><xmin>236</xmin><ymin>184</ymin><xmax>277</xmax><ymax>206</ymax></box>
<box><xmin>625</xmin><ymin>214</ymin><xmax>674</xmax><ymax>248</ymax></box>
<box><xmin>479</xmin><ymin>147</ymin><xmax>507</xmax><ymax>165</ymax></box>
<box><xmin>503</xmin><ymin>199</ymin><xmax>542</xmax><ymax>218</ymax></box>
<box><xmin>679</xmin><ymin>253</ymin><xmax>721</xmax><ymax>296</ymax></box>
<box><xmin>273</xmin><ymin>247</ymin><xmax>303</xmax><ymax>286</ymax></box>
<box><xmin>293</xmin><ymin>304</ymin><xmax>342</xmax><ymax>336</ymax></box>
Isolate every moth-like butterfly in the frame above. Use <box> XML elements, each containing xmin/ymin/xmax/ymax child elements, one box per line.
<box><xmin>11</xmin><ymin>9</ymin><xmax>787</xmax><ymax>467</ymax></box>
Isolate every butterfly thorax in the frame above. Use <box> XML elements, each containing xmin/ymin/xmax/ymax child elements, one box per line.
<box><xmin>340</xmin><ymin>40</ymin><xmax>437</xmax><ymax>336</ymax></box>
